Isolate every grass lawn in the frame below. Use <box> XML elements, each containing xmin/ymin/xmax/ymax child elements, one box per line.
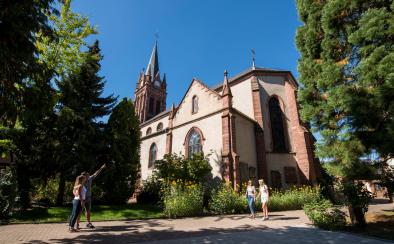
<box><xmin>346</xmin><ymin>207</ymin><xmax>394</xmax><ymax>241</ymax></box>
<box><xmin>9</xmin><ymin>204</ymin><xmax>164</xmax><ymax>224</ymax></box>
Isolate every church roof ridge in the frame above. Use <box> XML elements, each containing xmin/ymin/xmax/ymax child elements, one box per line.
<box><xmin>211</xmin><ymin>67</ymin><xmax>296</xmax><ymax>91</ymax></box>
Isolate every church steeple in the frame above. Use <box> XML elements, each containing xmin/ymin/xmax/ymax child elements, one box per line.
<box><xmin>134</xmin><ymin>41</ymin><xmax>167</xmax><ymax>123</ymax></box>
<box><xmin>145</xmin><ymin>41</ymin><xmax>160</xmax><ymax>78</ymax></box>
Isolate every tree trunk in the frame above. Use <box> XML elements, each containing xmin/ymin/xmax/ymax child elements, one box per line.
<box><xmin>388</xmin><ymin>188</ymin><xmax>393</xmax><ymax>203</ymax></box>
<box><xmin>348</xmin><ymin>205</ymin><xmax>366</xmax><ymax>227</ymax></box>
<box><xmin>56</xmin><ymin>172</ymin><xmax>65</xmax><ymax>206</ymax></box>
<box><xmin>16</xmin><ymin>163</ymin><xmax>31</xmax><ymax>209</ymax></box>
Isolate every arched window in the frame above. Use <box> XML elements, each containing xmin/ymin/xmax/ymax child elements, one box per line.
<box><xmin>269</xmin><ymin>97</ymin><xmax>287</xmax><ymax>152</ymax></box>
<box><xmin>148</xmin><ymin>143</ymin><xmax>157</xmax><ymax>168</ymax></box>
<box><xmin>157</xmin><ymin>122</ymin><xmax>163</xmax><ymax>131</ymax></box>
<box><xmin>146</xmin><ymin>127</ymin><xmax>152</xmax><ymax>136</ymax></box>
<box><xmin>192</xmin><ymin>95</ymin><xmax>198</xmax><ymax>114</ymax></box>
<box><xmin>187</xmin><ymin>129</ymin><xmax>202</xmax><ymax>157</ymax></box>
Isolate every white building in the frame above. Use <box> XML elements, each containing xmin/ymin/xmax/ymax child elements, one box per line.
<box><xmin>134</xmin><ymin>43</ymin><xmax>320</xmax><ymax>188</ymax></box>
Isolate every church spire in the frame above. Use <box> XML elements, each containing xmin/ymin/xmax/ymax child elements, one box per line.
<box><xmin>145</xmin><ymin>41</ymin><xmax>160</xmax><ymax>78</ymax></box>
<box><xmin>222</xmin><ymin>70</ymin><xmax>232</xmax><ymax>96</ymax></box>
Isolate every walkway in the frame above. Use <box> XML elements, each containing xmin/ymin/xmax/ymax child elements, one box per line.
<box><xmin>0</xmin><ymin>203</ymin><xmax>392</xmax><ymax>243</ymax></box>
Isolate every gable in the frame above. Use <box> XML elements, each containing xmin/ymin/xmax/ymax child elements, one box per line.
<box><xmin>172</xmin><ymin>79</ymin><xmax>222</xmax><ymax>127</ymax></box>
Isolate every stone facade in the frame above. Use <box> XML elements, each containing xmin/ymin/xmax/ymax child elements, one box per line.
<box><xmin>135</xmin><ymin>44</ymin><xmax>320</xmax><ymax>188</ymax></box>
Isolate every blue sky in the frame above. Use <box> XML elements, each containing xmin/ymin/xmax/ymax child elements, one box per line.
<box><xmin>72</xmin><ymin>0</ymin><xmax>302</xmax><ymax>107</ymax></box>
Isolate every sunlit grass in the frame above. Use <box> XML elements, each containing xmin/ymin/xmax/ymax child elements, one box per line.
<box><xmin>9</xmin><ymin>204</ymin><xmax>163</xmax><ymax>224</ymax></box>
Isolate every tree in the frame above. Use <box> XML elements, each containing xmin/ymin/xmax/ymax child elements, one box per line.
<box><xmin>0</xmin><ymin>0</ymin><xmax>56</xmax><ymax>208</ymax></box>
<box><xmin>0</xmin><ymin>0</ymin><xmax>55</xmax><ymax>126</ymax></box>
<box><xmin>295</xmin><ymin>0</ymin><xmax>393</xmax><ymax>227</ymax></box>
<box><xmin>99</xmin><ymin>98</ymin><xmax>140</xmax><ymax>203</ymax></box>
<box><xmin>36</xmin><ymin>0</ymin><xmax>97</xmax><ymax>79</ymax></box>
<box><xmin>55</xmin><ymin>41</ymin><xmax>117</xmax><ymax>205</ymax></box>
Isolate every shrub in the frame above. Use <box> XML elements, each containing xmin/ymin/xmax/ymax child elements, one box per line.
<box><xmin>137</xmin><ymin>176</ymin><xmax>162</xmax><ymax>205</ymax></box>
<box><xmin>0</xmin><ymin>167</ymin><xmax>17</xmax><ymax>222</ymax></box>
<box><xmin>303</xmin><ymin>199</ymin><xmax>346</xmax><ymax>230</ymax></box>
<box><xmin>163</xmin><ymin>181</ymin><xmax>203</xmax><ymax>218</ymax></box>
<box><xmin>31</xmin><ymin>176</ymin><xmax>73</xmax><ymax>206</ymax></box>
<box><xmin>154</xmin><ymin>153</ymin><xmax>212</xmax><ymax>186</ymax></box>
<box><xmin>209</xmin><ymin>183</ymin><xmax>247</xmax><ymax>214</ymax></box>
<box><xmin>255</xmin><ymin>185</ymin><xmax>321</xmax><ymax>211</ymax></box>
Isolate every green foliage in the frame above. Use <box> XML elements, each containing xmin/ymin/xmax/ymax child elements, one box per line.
<box><xmin>341</xmin><ymin>181</ymin><xmax>372</xmax><ymax>214</ymax></box>
<box><xmin>256</xmin><ymin>185</ymin><xmax>321</xmax><ymax>211</ymax></box>
<box><xmin>296</xmin><ymin>0</ymin><xmax>394</xmax><ymax>226</ymax></box>
<box><xmin>209</xmin><ymin>183</ymin><xmax>247</xmax><ymax>215</ymax></box>
<box><xmin>154</xmin><ymin>153</ymin><xmax>212</xmax><ymax>186</ymax></box>
<box><xmin>137</xmin><ymin>176</ymin><xmax>163</xmax><ymax>205</ymax></box>
<box><xmin>0</xmin><ymin>167</ymin><xmax>17</xmax><ymax>222</ymax></box>
<box><xmin>163</xmin><ymin>182</ymin><xmax>204</xmax><ymax>218</ymax></box>
<box><xmin>304</xmin><ymin>199</ymin><xmax>346</xmax><ymax>230</ymax></box>
<box><xmin>36</xmin><ymin>0</ymin><xmax>97</xmax><ymax>78</ymax></box>
<box><xmin>99</xmin><ymin>98</ymin><xmax>140</xmax><ymax>203</ymax></box>
<box><xmin>31</xmin><ymin>177</ymin><xmax>73</xmax><ymax>206</ymax></box>
<box><xmin>0</xmin><ymin>0</ymin><xmax>55</xmax><ymax>126</ymax></box>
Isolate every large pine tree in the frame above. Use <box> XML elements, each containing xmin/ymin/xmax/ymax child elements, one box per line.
<box><xmin>55</xmin><ymin>40</ymin><xmax>117</xmax><ymax>205</ymax></box>
<box><xmin>296</xmin><ymin>0</ymin><xmax>393</xmax><ymax>226</ymax></box>
<box><xmin>99</xmin><ymin>98</ymin><xmax>140</xmax><ymax>203</ymax></box>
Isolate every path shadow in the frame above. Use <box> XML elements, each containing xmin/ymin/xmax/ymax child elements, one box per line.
<box><xmin>25</xmin><ymin>224</ymin><xmax>390</xmax><ymax>244</ymax></box>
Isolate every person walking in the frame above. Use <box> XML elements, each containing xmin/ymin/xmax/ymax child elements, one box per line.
<box><xmin>257</xmin><ymin>179</ymin><xmax>269</xmax><ymax>220</ymax></box>
<box><xmin>80</xmin><ymin>163</ymin><xmax>106</xmax><ymax>229</ymax></box>
<box><xmin>246</xmin><ymin>180</ymin><xmax>256</xmax><ymax>219</ymax></box>
<box><xmin>69</xmin><ymin>175</ymin><xmax>87</xmax><ymax>232</ymax></box>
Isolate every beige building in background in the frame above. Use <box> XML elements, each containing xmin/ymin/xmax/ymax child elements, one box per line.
<box><xmin>134</xmin><ymin>43</ymin><xmax>320</xmax><ymax>188</ymax></box>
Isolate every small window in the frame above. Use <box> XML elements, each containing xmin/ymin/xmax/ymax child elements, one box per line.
<box><xmin>146</xmin><ymin>127</ymin><xmax>152</xmax><ymax>135</ymax></box>
<box><xmin>157</xmin><ymin>122</ymin><xmax>163</xmax><ymax>131</ymax></box>
<box><xmin>270</xmin><ymin>170</ymin><xmax>282</xmax><ymax>189</ymax></box>
<box><xmin>249</xmin><ymin>167</ymin><xmax>256</xmax><ymax>179</ymax></box>
<box><xmin>284</xmin><ymin>167</ymin><xmax>297</xmax><ymax>185</ymax></box>
<box><xmin>148</xmin><ymin>143</ymin><xmax>157</xmax><ymax>168</ymax></box>
<box><xmin>192</xmin><ymin>95</ymin><xmax>198</xmax><ymax>114</ymax></box>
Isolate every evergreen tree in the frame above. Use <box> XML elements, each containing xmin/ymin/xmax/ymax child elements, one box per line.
<box><xmin>55</xmin><ymin>41</ymin><xmax>117</xmax><ymax>205</ymax></box>
<box><xmin>100</xmin><ymin>98</ymin><xmax>140</xmax><ymax>203</ymax></box>
<box><xmin>0</xmin><ymin>0</ymin><xmax>55</xmax><ymax>126</ymax></box>
<box><xmin>295</xmin><ymin>0</ymin><xmax>393</xmax><ymax>226</ymax></box>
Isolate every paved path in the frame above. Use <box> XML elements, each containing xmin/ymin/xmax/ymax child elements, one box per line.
<box><xmin>1</xmin><ymin>203</ymin><xmax>393</xmax><ymax>244</ymax></box>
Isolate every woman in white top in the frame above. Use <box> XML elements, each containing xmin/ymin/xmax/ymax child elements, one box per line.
<box><xmin>69</xmin><ymin>175</ymin><xmax>86</xmax><ymax>232</ymax></box>
<box><xmin>257</xmin><ymin>179</ymin><xmax>269</xmax><ymax>220</ymax></box>
<box><xmin>245</xmin><ymin>180</ymin><xmax>256</xmax><ymax>218</ymax></box>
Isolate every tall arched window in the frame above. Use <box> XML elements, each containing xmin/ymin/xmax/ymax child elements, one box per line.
<box><xmin>269</xmin><ymin>97</ymin><xmax>287</xmax><ymax>152</ymax></box>
<box><xmin>187</xmin><ymin>129</ymin><xmax>202</xmax><ymax>157</ymax></box>
<box><xmin>148</xmin><ymin>143</ymin><xmax>157</xmax><ymax>168</ymax></box>
<box><xmin>192</xmin><ymin>95</ymin><xmax>198</xmax><ymax>114</ymax></box>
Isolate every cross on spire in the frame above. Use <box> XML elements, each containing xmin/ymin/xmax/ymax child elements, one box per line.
<box><xmin>251</xmin><ymin>49</ymin><xmax>256</xmax><ymax>70</ymax></box>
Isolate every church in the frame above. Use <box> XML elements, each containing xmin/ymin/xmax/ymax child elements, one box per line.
<box><xmin>134</xmin><ymin>42</ymin><xmax>320</xmax><ymax>189</ymax></box>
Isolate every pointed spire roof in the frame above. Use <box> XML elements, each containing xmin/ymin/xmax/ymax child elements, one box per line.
<box><xmin>222</xmin><ymin>70</ymin><xmax>232</xmax><ymax>96</ymax></box>
<box><xmin>145</xmin><ymin>41</ymin><xmax>160</xmax><ymax>78</ymax></box>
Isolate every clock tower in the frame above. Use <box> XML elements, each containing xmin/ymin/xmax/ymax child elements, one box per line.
<box><xmin>134</xmin><ymin>42</ymin><xmax>167</xmax><ymax>123</ymax></box>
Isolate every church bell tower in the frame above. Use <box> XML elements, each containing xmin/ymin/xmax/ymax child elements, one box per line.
<box><xmin>134</xmin><ymin>42</ymin><xmax>167</xmax><ymax>123</ymax></box>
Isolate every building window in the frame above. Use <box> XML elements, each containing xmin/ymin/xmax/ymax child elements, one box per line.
<box><xmin>187</xmin><ymin>129</ymin><xmax>202</xmax><ymax>157</ymax></box>
<box><xmin>156</xmin><ymin>100</ymin><xmax>161</xmax><ymax>114</ymax></box>
<box><xmin>146</xmin><ymin>127</ymin><xmax>152</xmax><ymax>135</ymax></box>
<box><xmin>284</xmin><ymin>167</ymin><xmax>297</xmax><ymax>185</ymax></box>
<box><xmin>249</xmin><ymin>167</ymin><xmax>256</xmax><ymax>180</ymax></box>
<box><xmin>148</xmin><ymin>143</ymin><xmax>157</xmax><ymax>168</ymax></box>
<box><xmin>157</xmin><ymin>122</ymin><xmax>163</xmax><ymax>131</ymax></box>
<box><xmin>192</xmin><ymin>95</ymin><xmax>198</xmax><ymax>114</ymax></box>
<box><xmin>239</xmin><ymin>162</ymin><xmax>249</xmax><ymax>185</ymax></box>
<box><xmin>149</xmin><ymin>97</ymin><xmax>154</xmax><ymax>114</ymax></box>
<box><xmin>269</xmin><ymin>97</ymin><xmax>287</xmax><ymax>152</ymax></box>
<box><xmin>270</xmin><ymin>170</ymin><xmax>282</xmax><ymax>189</ymax></box>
